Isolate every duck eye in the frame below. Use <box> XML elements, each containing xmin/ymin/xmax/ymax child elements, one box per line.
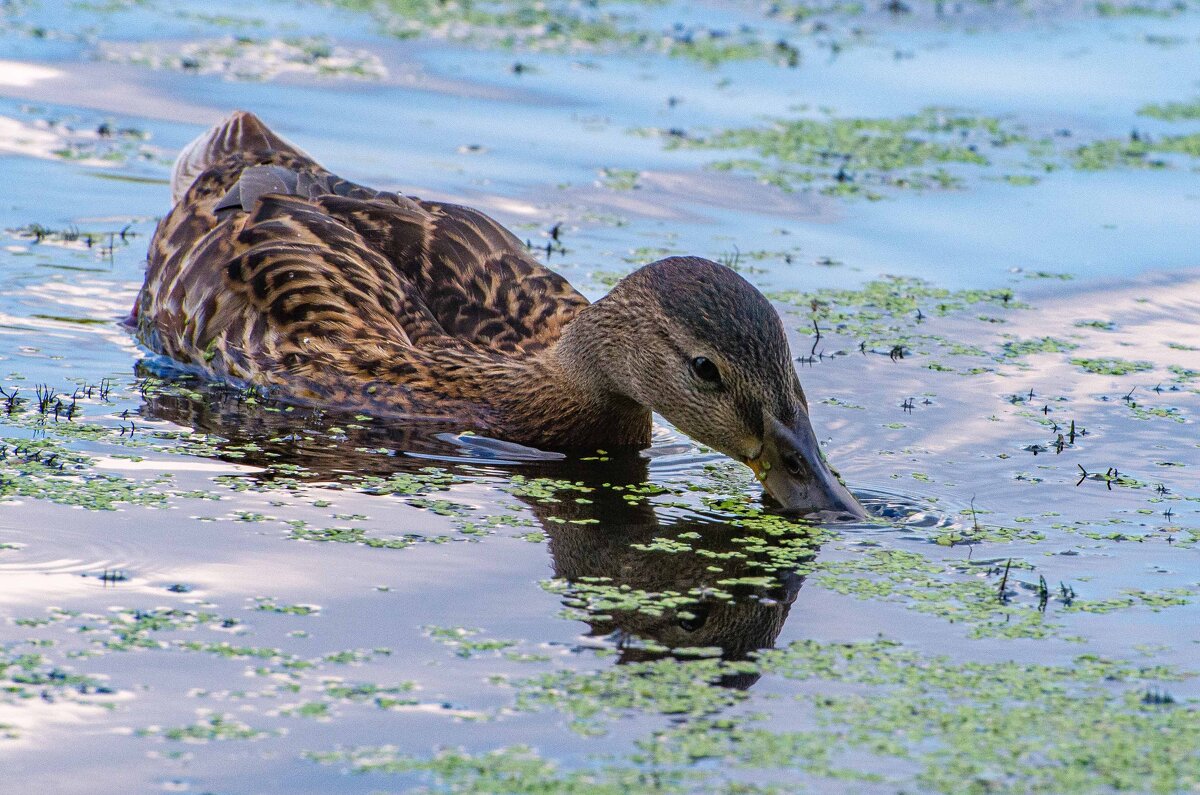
<box><xmin>782</xmin><ymin>451</ymin><xmax>805</xmax><ymax>477</ymax></box>
<box><xmin>688</xmin><ymin>356</ymin><xmax>721</xmax><ymax>385</ymax></box>
<box><xmin>676</xmin><ymin>604</ymin><xmax>710</xmax><ymax>632</ymax></box>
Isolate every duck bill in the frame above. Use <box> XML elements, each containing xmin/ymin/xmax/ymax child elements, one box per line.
<box><xmin>747</xmin><ymin>415</ymin><xmax>866</xmax><ymax>520</ymax></box>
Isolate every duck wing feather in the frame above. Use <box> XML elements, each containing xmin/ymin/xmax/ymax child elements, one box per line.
<box><xmin>139</xmin><ymin>111</ymin><xmax>590</xmax><ymax>408</ymax></box>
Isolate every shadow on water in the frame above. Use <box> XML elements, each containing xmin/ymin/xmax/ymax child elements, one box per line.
<box><xmin>137</xmin><ymin>365</ymin><xmax>856</xmax><ymax>689</ymax></box>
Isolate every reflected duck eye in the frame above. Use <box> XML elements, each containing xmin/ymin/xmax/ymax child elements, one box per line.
<box><xmin>689</xmin><ymin>356</ymin><xmax>721</xmax><ymax>386</ymax></box>
<box><xmin>677</xmin><ymin>604</ymin><xmax>710</xmax><ymax>632</ymax></box>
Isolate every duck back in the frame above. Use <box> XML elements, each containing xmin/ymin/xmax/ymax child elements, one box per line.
<box><xmin>137</xmin><ymin>112</ymin><xmax>590</xmax><ymax>415</ymax></box>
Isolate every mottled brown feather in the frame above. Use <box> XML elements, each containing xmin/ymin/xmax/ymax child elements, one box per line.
<box><xmin>138</xmin><ymin>112</ymin><xmax>612</xmax><ymax>446</ymax></box>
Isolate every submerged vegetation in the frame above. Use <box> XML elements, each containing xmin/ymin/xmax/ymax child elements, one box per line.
<box><xmin>97</xmin><ymin>35</ymin><xmax>388</xmax><ymax>81</ymax></box>
<box><xmin>310</xmin><ymin>639</ymin><xmax>1200</xmax><ymax>794</ymax></box>
<box><xmin>669</xmin><ymin>108</ymin><xmax>1017</xmax><ymax>199</ymax></box>
<box><xmin>657</xmin><ymin>102</ymin><xmax>1200</xmax><ymax>198</ymax></box>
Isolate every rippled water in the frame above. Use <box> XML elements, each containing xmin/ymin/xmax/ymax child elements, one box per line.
<box><xmin>1</xmin><ymin>1</ymin><xmax>1198</xmax><ymax>792</ymax></box>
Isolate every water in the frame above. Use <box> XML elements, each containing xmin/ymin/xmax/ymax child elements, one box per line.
<box><xmin>1</xmin><ymin>1</ymin><xmax>1198</xmax><ymax>792</ymax></box>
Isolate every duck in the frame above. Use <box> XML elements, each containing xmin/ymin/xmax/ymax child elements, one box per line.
<box><xmin>134</xmin><ymin>111</ymin><xmax>864</xmax><ymax>518</ymax></box>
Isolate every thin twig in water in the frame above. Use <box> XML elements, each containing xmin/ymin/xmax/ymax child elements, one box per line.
<box><xmin>997</xmin><ymin>558</ymin><xmax>1012</xmax><ymax>604</ymax></box>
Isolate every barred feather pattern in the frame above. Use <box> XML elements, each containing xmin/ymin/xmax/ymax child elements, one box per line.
<box><xmin>138</xmin><ymin>112</ymin><xmax>619</xmax><ymax>446</ymax></box>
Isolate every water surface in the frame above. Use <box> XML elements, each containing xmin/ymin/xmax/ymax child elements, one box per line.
<box><xmin>1</xmin><ymin>0</ymin><xmax>1198</xmax><ymax>791</ymax></box>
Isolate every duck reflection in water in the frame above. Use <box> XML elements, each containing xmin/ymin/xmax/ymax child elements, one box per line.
<box><xmin>546</xmin><ymin>516</ymin><xmax>809</xmax><ymax>690</ymax></box>
<box><xmin>140</xmin><ymin>371</ymin><xmax>826</xmax><ymax>689</ymax></box>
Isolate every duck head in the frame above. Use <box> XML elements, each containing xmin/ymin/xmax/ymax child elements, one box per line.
<box><xmin>561</xmin><ymin>256</ymin><xmax>866</xmax><ymax>519</ymax></box>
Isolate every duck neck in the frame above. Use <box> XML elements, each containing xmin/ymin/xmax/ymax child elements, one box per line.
<box><xmin>296</xmin><ymin>303</ymin><xmax>652</xmax><ymax>451</ymax></box>
<box><xmin>498</xmin><ymin>302</ymin><xmax>652</xmax><ymax>451</ymax></box>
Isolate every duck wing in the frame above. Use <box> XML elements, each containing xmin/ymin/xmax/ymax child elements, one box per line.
<box><xmin>140</xmin><ymin>112</ymin><xmax>590</xmax><ymax>395</ymax></box>
<box><xmin>316</xmin><ymin>193</ymin><xmax>588</xmax><ymax>352</ymax></box>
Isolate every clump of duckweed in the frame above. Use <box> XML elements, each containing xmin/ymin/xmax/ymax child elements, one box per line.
<box><xmin>598</xmin><ymin>167</ymin><xmax>640</xmax><ymax>191</ymax></box>
<box><xmin>138</xmin><ymin>712</ymin><xmax>275</xmax><ymax>742</ymax></box>
<box><xmin>640</xmin><ymin>93</ymin><xmax>1200</xmax><ymax>201</ymax></box>
<box><xmin>278</xmin><ymin>679</ymin><xmax>427</xmax><ymax>719</ymax></box>
<box><xmin>1169</xmin><ymin>364</ymin><xmax>1199</xmax><ymax>382</ymax></box>
<box><xmin>6</xmin><ymin>598</ymin><xmax>435</xmax><ymax>746</ymax></box>
<box><xmin>997</xmin><ymin>336</ymin><xmax>1079</xmax><ymax>360</ymax></box>
<box><xmin>0</xmin><ymin>645</ymin><xmax>116</xmax><ymax>716</ymax></box>
<box><xmin>358</xmin><ymin>468</ymin><xmax>458</xmax><ymax>496</ymax></box>
<box><xmin>425</xmin><ymin>626</ymin><xmax>519</xmax><ymax>658</ymax></box>
<box><xmin>1067</xmin><ymin>587</ymin><xmax>1194</xmax><ymax>614</ymax></box>
<box><xmin>1094</xmin><ymin>0</ymin><xmax>1192</xmax><ymax>16</ymax></box>
<box><xmin>1075</xmin><ymin>319</ymin><xmax>1117</xmax><ymax>330</ymax></box>
<box><xmin>318</xmin><ymin>680</ymin><xmax>418</xmax><ymax>711</ymax></box>
<box><xmin>307</xmin><ymin>745</ymin><xmax>694</xmax><ymax>793</ymax></box>
<box><xmin>253</xmin><ymin>598</ymin><xmax>320</xmax><ymax>616</ymax></box>
<box><xmin>814</xmin><ymin>549</ymin><xmax>1067</xmax><ymax>639</ymax></box>
<box><xmin>46</xmin><ymin>605</ymin><xmax>393</xmax><ymax>678</ymax></box>
<box><xmin>544</xmin><ymin>577</ymin><xmax>717</xmax><ymax>623</ymax></box>
<box><xmin>97</xmin><ymin>35</ymin><xmax>387</xmax><ymax>81</ymax></box>
<box><xmin>317</xmin><ymin>0</ymin><xmax>821</xmax><ymax>66</ymax></box>
<box><xmin>0</xmin><ymin>437</ymin><xmax>173</xmax><ymax>510</ymax></box>
<box><xmin>768</xmin><ymin>276</ymin><xmax>1019</xmax><ymax>353</ymax></box>
<box><xmin>506</xmin><ymin>655</ymin><xmax>749</xmax><ymax>734</ymax></box>
<box><xmin>1070</xmin><ymin>357</ymin><xmax>1154</xmax><ymax>375</ymax></box>
<box><xmin>505</xmin><ymin>475</ymin><xmax>601</xmax><ymax>503</ymax></box>
<box><xmin>1139</xmin><ymin>98</ymin><xmax>1200</xmax><ymax>121</ymax></box>
<box><xmin>286</xmin><ymin>521</ymin><xmax>433</xmax><ymax>549</ymax></box>
<box><xmin>310</xmin><ymin>638</ymin><xmax>1200</xmax><ymax>793</ymax></box>
<box><xmin>1069</xmin><ymin>130</ymin><xmax>1200</xmax><ymax>170</ymax></box>
<box><xmin>1130</xmin><ymin>404</ymin><xmax>1187</xmax><ymax>423</ymax></box>
<box><xmin>666</xmin><ymin>108</ymin><xmax>1027</xmax><ymax>198</ymax></box>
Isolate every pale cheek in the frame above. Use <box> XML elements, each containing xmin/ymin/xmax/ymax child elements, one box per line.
<box><xmin>715</xmin><ymin>404</ymin><xmax>759</xmax><ymax>454</ymax></box>
<box><xmin>699</xmin><ymin>409</ymin><xmax>760</xmax><ymax>460</ymax></box>
<box><xmin>650</xmin><ymin>391</ymin><xmax>759</xmax><ymax>459</ymax></box>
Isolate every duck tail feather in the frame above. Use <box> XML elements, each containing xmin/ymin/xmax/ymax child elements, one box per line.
<box><xmin>171</xmin><ymin>110</ymin><xmax>313</xmax><ymax>204</ymax></box>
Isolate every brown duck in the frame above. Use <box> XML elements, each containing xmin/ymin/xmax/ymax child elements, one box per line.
<box><xmin>135</xmin><ymin>111</ymin><xmax>864</xmax><ymax>517</ymax></box>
